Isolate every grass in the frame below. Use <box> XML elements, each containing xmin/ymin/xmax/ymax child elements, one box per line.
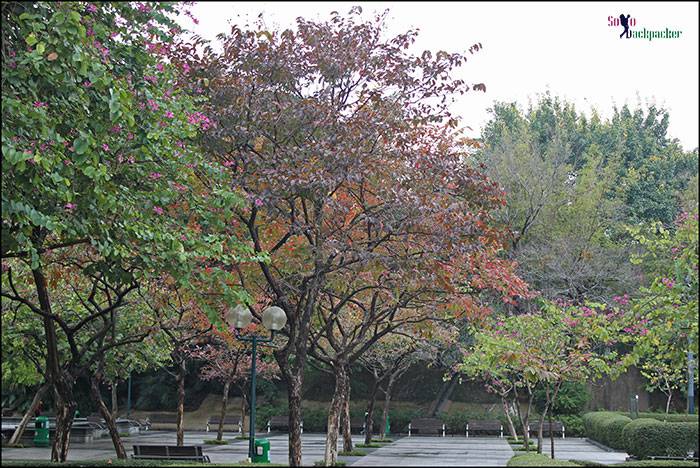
<box><xmin>203</xmin><ymin>438</ymin><xmax>229</xmax><ymax>445</ymax></box>
<box><xmin>313</xmin><ymin>461</ymin><xmax>346</xmax><ymax>467</ymax></box>
<box><xmin>507</xmin><ymin>454</ymin><xmax>580</xmax><ymax>466</ymax></box>
<box><xmin>235</xmin><ymin>435</ymin><xmax>250</xmax><ymax>440</ymax></box>
<box><xmin>338</xmin><ymin>449</ymin><xmax>368</xmax><ymax>456</ymax></box>
<box><xmin>118</xmin><ymin>432</ymin><xmax>131</xmax><ymax>438</ymax></box>
<box><xmin>355</xmin><ymin>443</ymin><xmax>381</xmax><ymax>448</ymax></box>
<box><xmin>509</xmin><ymin>455</ymin><xmax>699</xmax><ymax>468</ymax></box>
<box><xmin>371</xmin><ymin>438</ymin><xmax>393</xmax><ymax>443</ymax></box>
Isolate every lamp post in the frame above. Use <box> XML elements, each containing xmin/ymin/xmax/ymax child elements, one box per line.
<box><xmin>225</xmin><ymin>305</ymin><xmax>287</xmax><ymax>462</ymax></box>
<box><xmin>688</xmin><ymin>333</ymin><xmax>695</xmax><ymax>415</ymax></box>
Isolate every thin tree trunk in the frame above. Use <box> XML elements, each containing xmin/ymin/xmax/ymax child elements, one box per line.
<box><xmin>324</xmin><ymin>362</ymin><xmax>347</xmax><ymax>466</ymax></box>
<box><xmin>341</xmin><ymin>367</ymin><xmax>352</xmax><ymax>453</ymax></box>
<box><xmin>287</xmin><ymin>372</ymin><xmax>304</xmax><ymax>467</ymax></box>
<box><xmin>176</xmin><ymin>359</ymin><xmax>186</xmax><ymax>446</ymax></box>
<box><xmin>90</xmin><ymin>376</ymin><xmax>126</xmax><ymax>459</ymax></box>
<box><xmin>8</xmin><ymin>383</ymin><xmax>49</xmax><ymax>446</ymax></box>
<box><xmin>665</xmin><ymin>391</ymin><xmax>672</xmax><ymax>414</ymax></box>
<box><xmin>380</xmin><ymin>374</ymin><xmax>396</xmax><ymax>439</ymax></box>
<box><xmin>32</xmin><ymin>264</ymin><xmax>74</xmax><ymax>463</ymax></box>
<box><xmin>111</xmin><ymin>381</ymin><xmax>118</xmax><ymax>418</ymax></box>
<box><xmin>549</xmin><ymin>382</ymin><xmax>562</xmax><ymax>459</ymax></box>
<box><xmin>537</xmin><ymin>401</ymin><xmax>549</xmax><ymax>454</ymax></box>
<box><xmin>217</xmin><ymin>381</ymin><xmax>231</xmax><ymax>441</ymax></box>
<box><xmin>239</xmin><ymin>389</ymin><xmax>247</xmax><ymax>434</ymax></box>
<box><xmin>364</xmin><ymin>375</ymin><xmax>380</xmax><ymax>445</ymax></box>
<box><xmin>501</xmin><ymin>396</ymin><xmax>518</xmax><ymax>439</ymax></box>
<box><xmin>427</xmin><ymin>372</ymin><xmax>459</xmax><ymax>416</ymax></box>
<box><xmin>515</xmin><ymin>386</ymin><xmax>533</xmax><ymax>453</ymax></box>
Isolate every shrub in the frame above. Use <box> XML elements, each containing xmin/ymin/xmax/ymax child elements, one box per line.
<box><xmin>507</xmin><ymin>454</ymin><xmax>580</xmax><ymax>466</ymax></box>
<box><xmin>388</xmin><ymin>408</ymin><xmax>423</xmax><ymax>433</ymax></box>
<box><xmin>534</xmin><ymin>382</ymin><xmax>590</xmax><ymax>415</ymax></box>
<box><xmin>623</xmin><ymin>419</ymin><xmax>699</xmax><ymax>459</ymax></box>
<box><xmin>583</xmin><ymin>412</ymin><xmax>621</xmax><ymax>445</ymax></box>
<box><xmin>635</xmin><ymin>412</ymin><xmax>699</xmax><ymax>423</ymax></box>
<box><xmin>600</xmin><ymin>415</ymin><xmax>633</xmax><ymax>450</ymax></box>
<box><xmin>558</xmin><ymin>414</ymin><xmax>585</xmax><ymax>437</ymax></box>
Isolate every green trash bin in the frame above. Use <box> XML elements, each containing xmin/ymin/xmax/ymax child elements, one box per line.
<box><xmin>253</xmin><ymin>438</ymin><xmax>271</xmax><ymax>463</ymax></box>
<box><xmin>33</xmin><ymin>416</ymin><xmax>50</xmax><ymax>447</ymax></box>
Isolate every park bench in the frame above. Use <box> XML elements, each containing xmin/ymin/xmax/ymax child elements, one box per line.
<box><xmin>267</xmin><ymin>415</ymin><xmax>303</xmax><ymax>434</ymax></box>
<box><xmin>206</xmin><ymin>415</ymin><xmax>242</xmax><ymax>434</ymax></box>
<box><xmin>147</xmin><ymin>413</ymin><xmax>179</xmax><ymax>431</ymax></box>
<box><xmin>349</xmin><ymin>416</ymin><xmax>366</xmax><ymax>434</ymax></box>
<box><xmin>408</xmin><ymin>418</ymin><xmax>445</xmax><ymax>437</ymax></box>
<box><xmin>527</xmin><ymin>421</ymin><xmax>565</xmax><ymax>439</ymax></box>
<box><xmin>466</xmin><ymin>420</ymin><xmax>503</xmax><ymax>437</ymax></box>
<box><xmin>132</xmin><ymin>444</ymin><xmax>210</xmax><ymax>462</ymax></box>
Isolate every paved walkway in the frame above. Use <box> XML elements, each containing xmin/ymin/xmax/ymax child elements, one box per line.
<box><xmin>352</xmin><ymin>437</ymin><xmax>514</xmax><ymax>466</ymax></box>
<box><xmin>1</xmin><ymin>432</ymin><xmax>629</xmax><ymax>466</ymax></box>
<box><xmin>537</xmin><ymin>438</ymin><xmax>628</xmax><ymax>465</ymax></box>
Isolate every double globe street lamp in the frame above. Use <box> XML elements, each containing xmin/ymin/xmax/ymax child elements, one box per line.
<box><xmin>225</xmin><ymin>304</ymin><xmax>287</xmax><ymax>462</ymax></box>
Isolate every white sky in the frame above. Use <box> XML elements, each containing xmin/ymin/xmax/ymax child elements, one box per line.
<box><xmin>186</xmin><ymin>1</ymin><xmax>699</xmax><ymax>150</ymax></box>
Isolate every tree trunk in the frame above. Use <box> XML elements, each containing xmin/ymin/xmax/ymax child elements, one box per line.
<box><xmin>537</xmin><ymin>402</ymin><xmax>549</xmax><ymax>454</ymax></box>
<box><xmin>32</xmin><ymin>264</ymin><xmax>74</xmax><ymax>463</ymax></box>
<box><xmin>341</xmin><ymin>367</ymin><xmax>353</xmax><ymax>453</ymax></box>
<box><xmin>287</xmin><ymin>372</ymin><xmax>304</xmax><ymax>467</ymax></box>
<box><xmin>90</xmin><ymin>376</ymin><xmax>126</xmax><ymax>459</ymax></box>
<box><xmin>549</xmin><ymin>382</ymin><xmax>562</xmax><ymax>459</ymax></box>
<box><xmin>8</xmin><ymin>383</ymin><xmax>49</xmax><ymax>446</ymax></box>
<box><xmin>111</xmin><ymin>381</ymin><xmax>118</xmax><ymax>418</ymax></box>
<box><xmin>665</xmin><ymin>391</ymin><xmax>672</xmax><ymax>414</ymax></box>
<box><xmin>514</xmin><ymin>386</ymin><xmax>533</xmax><ymax>453</ymax></box>
<box><xmin>427</xmin><ymin>372</ymin><xmax>459</xmax><ymax>416</ymax></box>
<box><xmin>380</xmin><ymin>374</ymin><xmax>396</xmax><ymax>439</ymax></box>
<box><xmin>324</xmin><ymin>362</ymin><xmax>347</xmax><ymax>466</ymax></box>
<box><xmin>239</xmin><ymin>389</ymin><xmax>247</xmax><ymax>433</ymax></box>
<box><xmin>176</xmin><ymin>359</ymin><xmax>186</xmax><ymax>446</ymax></box>
<box><xmin>364</xmin><ymin>376</ymin><xmax>380</xmax><ymax>445</ymax></box>
<box><xmin>501</xmin><ymin>396</ymin><xmax>518</xmax><ymax>440</ymax></box>
<box><xmin>217</xmin><ymin>381</ymin><xmax>231</xmax><ymax>441</ymax></box>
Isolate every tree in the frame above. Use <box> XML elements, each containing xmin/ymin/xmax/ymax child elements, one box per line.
<box><xmin>1</xmin><ymin>1</ymin><xmax>214</xmax><ymax>461</ymax></box>
<box><xmin>197</xmin><ymin>8</ymin><xmax>529</xmax><ymax>466</ymax></box>
<box><xmin>628</xmin><ymin>211</ymin><xmax>699</xmax><ymax>412</ymax></box>
<box><xmin>358</xmin><ymin>332</ymin><xmax>430</xmax><ymax>444</ymax></box>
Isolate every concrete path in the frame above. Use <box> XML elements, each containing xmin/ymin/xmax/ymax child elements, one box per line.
<box><xmin>351</xmin><ymin>436</ymin><xmax>514</xmax><ymax>467</ymax></box>
<box><xmin>536</xmin><ymin>438</ymin><xmax>629</xmax><ymax>465</ymax></box>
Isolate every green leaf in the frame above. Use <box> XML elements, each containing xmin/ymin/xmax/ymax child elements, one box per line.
<box><xmin>25</xmin><ymin>33</ymin><xmax>38</xmax><ymax>46</ymax></box>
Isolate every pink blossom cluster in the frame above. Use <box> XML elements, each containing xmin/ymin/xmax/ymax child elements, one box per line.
<box><xmin>146</xmin><ymin>99</ymin><xmax>159</xmax><ymax>111</ymax></box>
<box><xmin>187</xmin><ymin>112</ymin><xmax>212</xmax><ymax>130</ymax></box>
<box><xmin>144</xmin><ymin>75</ymin><xmax>158</xmax><ymax>85</ymax></box>
<box><xmin>33</xmin><ymin>101</ymin><xmax>48</xmax><ymax>108</ymax></box>
<box><xmin>612</xmin><ymin>294</ymin><xmax>630</xmax><ymax>306</ymax></box>
<box><xmin>661</xmin><ymin>277</ymin><xmax>675</xmax><ymax>289</ymax></box>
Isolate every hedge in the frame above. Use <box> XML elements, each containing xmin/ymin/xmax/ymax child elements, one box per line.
<box><xmin>635</xmin><ymin>412</ymin><xmax>699</xmax><ymax>423</ymax></box>
<box><xmin>623</xmin><ymin>419</ymin><xmax>699</xmax><ymax>459</ymax></box>
<box><xmin>583</xmin><ymin>412</ymin><xmax>630</xmax><ymax>449</ymax></box>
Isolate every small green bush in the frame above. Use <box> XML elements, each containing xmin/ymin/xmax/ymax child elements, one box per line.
<box><xmin>613</xmin><ymin>461</ymin><xmax>699</xmax><ymax>467</ymax></box>
<box><xmin>534</xmin><ymin>382</ymin><xmax>590</xmax><ymax>415</ymax></box>
<box><xmin>559</xmin><ymin>414</ymin><xmax>585</xmax><ymax>437</ymax></box>
<box><xmin>388</xmin><ymin>407</ymin><xmax>423</xmax><ymax>433</ymax></box>
<box><xmin>507</xmin><ymin>454</ymin><xmax>580</xmax><ymax>466</ymax></box>
<box><xmin>203</xmin><ymin>439</ymin><xmax>229</xmax><ymax>445</ymax></box>
<box><xmin>623</xmin><ymin>419</ymin><xmax>698</xmax><ymax>459</ymax></box>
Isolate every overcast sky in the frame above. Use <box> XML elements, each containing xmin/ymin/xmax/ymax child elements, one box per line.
<box><xmin>186</xmin><ymin>2</ymin><xmax>699</xmax><ymax>150</ymax></box>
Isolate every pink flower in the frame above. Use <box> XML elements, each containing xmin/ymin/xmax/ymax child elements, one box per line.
<box><xmin>86</xmin><ymin>27</ymin><xmax>94</xmax><ymax>37</ymax></box>
<box><xmin>254</xmin><ymin>198</ymin><xmax>264</xmax><ymax>207</ymax></box>
<box><xmin>110</xmin><ymin>124</ymin><xmax>122</xmax><ymax>134</ymax></box>
<box><xmin>180</xmin><ymin>234</ymin><xmax>187</xmax><ymax>241</ymax></box>
<box><xmin>86</xmin><ymin>3</ymin><xmax>98</xmax><ymax>13</ymax></box>
<box><xmin>33</xmin><ymin>101</ymin><xmax>48</xmax><ymax>108</ymax></box>
<box><xmin>137</xmin><ymin>3</ymin><xmax>151</xmax><ymax>13</ymax></box>
<box><xmin>102</xmin><ymin>143</ymin><xmax>110</xmax><ymax>152</ymax></box>
<box><xmin>153</xmin><ymin>206</ymin><xmax>164</xmax><ymax>215</ymax></box>
<box><xmin>64</xmin><ymin>203</ymin><xmax>76</xmax><ymax>211</ymax></box>
<box><xmin>165</xmin><ymin>111</ymin><xmax>175</xmax><ymax>119</ymax></box>
<box><xmin>173</xmin><ymin>183</ymin><xmax>188</xmax><ymax>192</ymax></box>
<box><xmin>149</xmin><ymin>172</ymin><xmax>162</xmax><ymax>180</ymax></box>
<box><xmin>147</xmin><ymin>99</ymin><xmax>159</xmax><ymax>111</ymax></box>
<box><xmin>63</xmin><ymin>159</ymin><xmax>73</xmax><ymax>166</ymax></box>
<box><xmin>181</xmin><ymin>62</ymin><xmax>191</xmax><ymax>74</ymax></box>
<box><xmin>110</xmin><ymin>31</ymin><xmax>119</xmax><ymax>39</ymax></box>
<box><xmin>661</xmin><ymin>278</ymin><xmax>675</xmax><ymax>289</ymax></box>
<box><xmin>156</xmin><ymin>63</ymin><xmax>165</xmax><ymax>72</ymax></box>
<box><xmin>222</xmin><ymin>160</ymin><xmax>235</xmax><ymax>167</ymax></box>
<box><xmin>144</xmin><ymin>75</ymin><xmax>158</xmax><ymax>85</ymax></box>
<box><xmin>127</xmin><ymin>132</ymin><xmax>135</xmax><ymax>141</ymax></box>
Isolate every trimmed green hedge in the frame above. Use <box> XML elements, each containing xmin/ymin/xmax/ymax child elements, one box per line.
<box><xmin>636</xmin><ymin>412</ymin><xmax>699</xmax><ymax>423</ymax></box>
<box><xmin>507</xmin><ymin>454</ymin><xmax>579</xmax><ymax>466</ymax></box>
<box><xmin>583</xmin><ymin>412</ymin><xmax>631</xmax><ymax>449</ymax></box>
<box><xmin>623</xmin><ymin>419</ymin><xmax>699</xmax><ymax>459</ymax></box>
